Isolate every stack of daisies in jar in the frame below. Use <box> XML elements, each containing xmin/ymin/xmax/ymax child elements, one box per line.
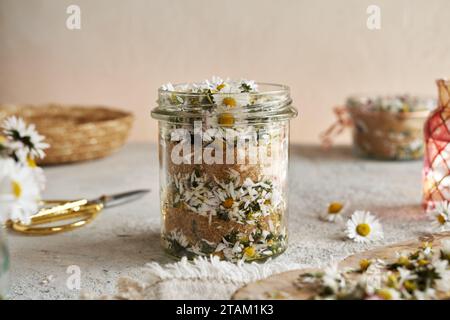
<box><xmin>152</xmin><ymin>77</ymin><xmax>297</xmax><ymax>262</ymax></box>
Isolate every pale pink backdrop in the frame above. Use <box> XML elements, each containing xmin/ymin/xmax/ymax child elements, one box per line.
<box><xmin>1</xmin><ymin>0</ymin><xmax>449</xmax><ymax>144</ymax></box>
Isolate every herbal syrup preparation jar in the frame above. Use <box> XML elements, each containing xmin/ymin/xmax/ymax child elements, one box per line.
<box><xmin>346</xmin><ymin>95</ymin><xmax>433</xmax><ymax>160</ymax></box>
<box><xmin>151</xmin><ymin>77</ymin><xmax>297</xmax><ymax>262</ymax></box>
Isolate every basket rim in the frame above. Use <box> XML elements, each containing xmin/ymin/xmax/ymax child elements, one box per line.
<box><xmin>0</xmin><ymin>103</ymin><xmax>134</xmax><ymax>127</ymax></box>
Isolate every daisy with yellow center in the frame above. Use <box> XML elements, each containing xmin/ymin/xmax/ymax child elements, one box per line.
<box><xmin>213</xmin><ymin>89</ymin><xmax>250</xmax><ymax>110</ymax></box>
<box><xmin>243</xmin><ymin>246</ymin><xmax>256</xmax><ymax>258</ymax></box>
<box><xmin>2</xmin><ymin>116</ymin><xmax>49</xmax><ymax>159</ymax></box>
<box><xmin>214</xmin><ymin>91</ymin><xmax>248</xmax><ymax>127</ymax></box>
<box><xmin>222</xmin><ymin>197</ymin><xmax>234</xmax><ymax>209</ymax></box>
<box><xmin>214</xmin><ymin>178</ymin><xmax>241</xmax><ymax>220</ymax></box>
<box><xmin>359</xmin><ymin>259</ymin><xmax>371</xmax><ymax>272</ymax></box>
<box><xmin>0</xmin><ymin>158</ymin><xmax>40</xmax><ymax>224</ymax></box>
<box><xmin>345</xmin><ymin>210</ymin><xmax>384</xmax><ymax>243</ymax></box>
<box><xmin>218</xmin><ymin>113</ymin><xmax>235</xmax><ymax>127</ymax></box>
<box><xmin>207</xmin><ymin>76</ymin><xmax>229</xmax><ymax>93</ymax></box>
<box><xmin>222</xmin><ymin>97</ymin><xmax>237</xmax><ymax>108</ymax></box>
<box><xmin>320</xmin><ymin>201</ymin><xmax>345</xmax><ymax>222</ymax></box>
<box><xmin>429</xmin><ymin>201</ymin><xmax>450</xmax><ymax>232</ymax></box>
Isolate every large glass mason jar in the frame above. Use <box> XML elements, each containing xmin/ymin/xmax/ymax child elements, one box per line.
<box><xmin>151</xmin><ymin>79</ymin><xmax>297</xmax><ymax>262</ymax></box>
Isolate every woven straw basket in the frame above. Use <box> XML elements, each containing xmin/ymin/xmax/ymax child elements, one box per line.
<box><xmin>0</xmin><ymin>104</ymin><xmax>133</xmax><ymax>165</ymax></box>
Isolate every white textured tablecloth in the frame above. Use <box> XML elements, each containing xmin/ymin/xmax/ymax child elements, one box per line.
<box><xmin>8</xmin><ymin>143</ymin><xmax>430</xmax><ymax>299</ymax></box>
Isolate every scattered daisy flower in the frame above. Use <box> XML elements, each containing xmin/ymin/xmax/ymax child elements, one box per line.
<box><xmin>320</xmin><ymin>201</ymin><xmax>345</xmax><ymax>223</ymax></box>
<box><xmin>0</xmin><ymin>158</ymin><xmax>40</xmax><ymax>224</ymax></box>
<box><xmin>2</xmin><ymin>116</ymin><xmax>49</xmax><ymax>159</ymax></box>
<box><xmin>428</xmin><ymin>201</ymin><xmax>450</xmax><ymax>231</ymax></box>
<box><xmin>345</xmin><ymin>211</ymin><xmax>384</xmax><ymax>243</ymax></box>
<box><xmin>298</xmin><ymin>243</ymin><xmax>449</xmax><ymax>300</ymax></box>
<box><xmin>321</xmin><ymin>263</ymin><xmax>345</xmax><ymax>293</ymax></box>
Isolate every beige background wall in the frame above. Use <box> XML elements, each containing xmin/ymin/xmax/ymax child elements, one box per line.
<box><xmin>1</xmin><ymin>0</ymin><xmax>449</xmax><ymax>144</ymax></box>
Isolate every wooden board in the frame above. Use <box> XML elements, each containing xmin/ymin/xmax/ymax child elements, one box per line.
<box><xmin>232</xmin><ymin>232</ymin><xmax>450</xmax><ymax>300</ymax></box>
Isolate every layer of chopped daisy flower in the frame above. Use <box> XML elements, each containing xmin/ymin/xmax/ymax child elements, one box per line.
<box><xmin>162</xmin><ymin>168</ymin><xmax>287</xmax><ymax>262</ymax></box>
<box><xmin>0</xmin><ymin>116</ymin><xmax>48</xmax><ymax>224</ymax></box>
<box><xmin>159</xmin><ymin>77</ymin><xmax>261</xmax><ymax>126</ymax></box>
<box><xmin>296</xmin><ymin>241</ymin><xmax>450</xmax><ymax>300</ymax></box>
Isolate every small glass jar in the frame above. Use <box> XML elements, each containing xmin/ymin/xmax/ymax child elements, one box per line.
<box><xmin>152</xmin><ymin>81</ymin><xmax>297</xmax><ymax>262</ymax></box>
<box><xmin>346</xmin><ymin>95</ymin><xmax>434</xmax><ymax>160</ymax></box>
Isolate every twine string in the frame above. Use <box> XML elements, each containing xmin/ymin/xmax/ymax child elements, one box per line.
<box><xmin>320</xmin><ymin>106</ymin><xmax>352</xmax><ymax>148</ymax></box>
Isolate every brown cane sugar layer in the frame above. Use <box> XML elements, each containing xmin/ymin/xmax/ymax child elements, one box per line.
<box><xmin>164</xmin><ymin>207</ymin><xmax>284</xmax><ymax>245</ymax></box>
<box><xmin>170</xmin><ymin>162</ymin><xmax>265</xmax><ymax>182</ymax></box>
<box><xmin>164</xmin><ymin>207</ymin><xmax>252</xmax><ymax>244</ymax></box>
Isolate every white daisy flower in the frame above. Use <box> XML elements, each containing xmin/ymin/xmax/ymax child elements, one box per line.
<box><xmin>205</xmin><ymin>76</ymin><xmax>230</xmax><ymax>92</ymax></box>
<box><xmin>345</xmin><ymin>211</ymin><xmax>384</xmax><ymax>243</ymax></box>
<box><xmin>428</xmin><ymin>201</ymin><xmax>450</xmax><ymax>231</ymax></box>
<box><xmin>2</xmin><ymin>116</ymin><xmax>49</xmax><ymax>159</ymax></box>
<box><xmin>321</xmin><ymin>263</ymin><xmax>345</xmax><ymax>293</ymax></box>
<box><xmin>0</xmin><ymin>158</ymin><xmax>40</xmax><ymax>224</ymax></box>
<box><xmin>320</xmin><ymin>201</ymin><xmax>345</xmax><ymax>223</ymax></box>
<box><xmin>359</xmin><ymin>260</ymin><xmax>384</xmax><ymax>294</ymax></box>
<box><xmin>214</xmin><ymin>178</ymin><xmax>242</xmax><ymax>221</ymax></box>
<box><xmin>213</xmin><ymin>88</ymin><xmax>250</xmax><ymax>109</ymax></box>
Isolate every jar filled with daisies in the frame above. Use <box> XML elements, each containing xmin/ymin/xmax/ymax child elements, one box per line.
<box><xmin>151</xmin><ymin>77</ymin><xmax>297</xmax><ymax>262</ymax></box>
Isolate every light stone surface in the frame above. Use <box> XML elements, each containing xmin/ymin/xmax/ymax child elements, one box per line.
<box><xmin>7</xmin><ymin>143</ymin><xmax>429</xmax><ymax>299</ymax></box>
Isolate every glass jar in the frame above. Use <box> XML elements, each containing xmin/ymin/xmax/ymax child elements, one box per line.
<box><xmin>152</xmin><ymin>81</ymin><xmax>297</xmax><ymax>262</ymax></box>
<box><xmin>346</xmin><ymin>95</ymin><xmax>434</xmax><ymax>160</ymax></box>
<box><xmin>423</xmin><ymin>79</ymin><xmax>450</xmax><ymax>210</ymax></box>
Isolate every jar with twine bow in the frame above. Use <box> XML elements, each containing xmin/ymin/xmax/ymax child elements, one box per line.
<box><xmin>321</xmin><ymin>95</ymin><xmax>434</xmax><ymax>160</ymax></box>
